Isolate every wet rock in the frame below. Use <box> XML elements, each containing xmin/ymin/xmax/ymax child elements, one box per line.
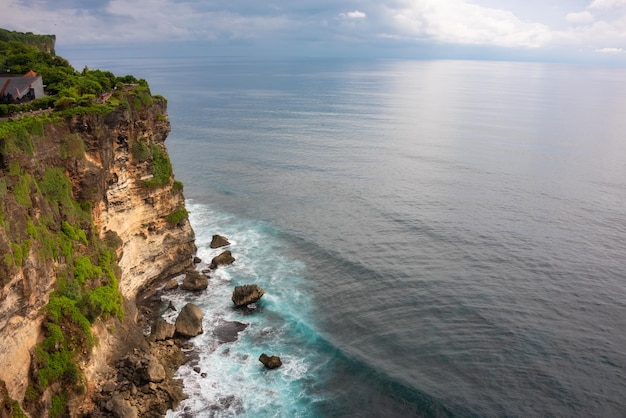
<box><xmin>180</xmin><ymin>270</ymin><xmax>208</xmax><ymax>291</ymax></box>
<box><xmin>193</xmin><ymin>256</ymin><xmax>202</xmax><ymax>264</ymax></box>
<box><xmin>210</xmin><ymin>234</ymin><xmax>231</xmax><ymax>249</ymax></box>
<box><xmin>163</xmin><ymin>279</ymin><xmax>179</xmax><ymax>291</ymax></box>
<box><xmin>209</xmin><ymin>250</ymin><xmax>235</xmax><ymax>269</ymax></box>
<box><xmin>213</xmin><ymin>320</ymin><xmax>248</xmax><ymax>343</ymax></box>
<box><xmin>259</xmin><ymin>353</ymin><xmax>282</xmax><ymax>369</ymax></box>
<box><xmin>231</xmin><ymin>284</ymin><xmax>265</xmax><ymax>307</ymax></box>
<box><xmin>152</xmin><ymin>319</ymin><xmax>176</xmax><ymax>341</ymax></box>
<box><xmin>175</xmin><ymin>303</ymin><xmax>204</xmax><ymax>337</ymax></box>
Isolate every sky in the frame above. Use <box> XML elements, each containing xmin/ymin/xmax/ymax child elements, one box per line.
<box><xmin>2</xmin><ymin>0</ymin><xmax>626</xmax><ymax>63</ymax></box>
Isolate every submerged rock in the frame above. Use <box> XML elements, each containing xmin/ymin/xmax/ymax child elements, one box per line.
<box><xmin>259</xmin><ymin>353</ymin><xmax>282</xmax><ymax>369</ymax></box>
<box><xmin>209</xmin><ymin>250</ymin><xmax>235</xmax><ymax>269</ymax></box>
<box><xmin>210</xmin><ymin>234</ymin><xmax>231</xmax><ymax>249</ymax></box>
<box><xmin>175</xmin><ymin>303</ymin><xmax>204</xmax><ymax>337</ymax></box>
<box><xmin>213</xmin><ymin>320</ymin><xmax>248</xmax><ymax>343</ymax></box>
<box><xmin>180</xmin><ymin>270</ymin><xmax>208</xmax><ymax>291</ymax></box>
<box><xmin>231</xmin><ymin>284</ymin><xmax>265</xmax><ymax>307</ymax></box>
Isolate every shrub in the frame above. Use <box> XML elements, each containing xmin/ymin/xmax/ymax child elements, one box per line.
<box><xmin>73</xmin><ymin>255</ymin><xmax>102</xmax><ymax>285</ymax></box>
<box><xmin>142</xmin><ymin>144</ymin><xmax>172</xmax><ymax>188</ymax></box>
<box><xmin>60</xmin><ymin>133</ymin><xmax>85</xmax><ymax>159</ymax></box>
<box><xmin>54</xmin><ymin>96</ymin><xmax>76</xmax><ymax>110</ymax></box>
<box><xmin>131</xmin><ymin>141</ymin><xmax>150</xmax><ymax>162</ymax></box>
<box><xmin>83</xmin><ymin>285</ymin><xmax>123</xmax><ymax>321</ymax></box>
<box><xmin>61</xmin><ymin>220</ymin><xmax>87</xmax><ymax>244</ymax></box>
<box><xmin>50</xmin><ymin>392</ymin><xmax>68</xmax><ymax>418</ymax></box>
<box><xmin>167</xmin><ymin>207</ymin><xmax>188</xmax><ymax>227</ymax></box>
<box><xmin>14</xmin><ymin>173</ymin><xmax>33</xmax><ymax>207</ymax></box>
<box><xmin>172</xmin><ymin>180</ymin><xmax>184</xmax><ymax>191</ymax></box>
<box><xmin>39</xmin><ymin>167</ymin><xmax>74</xmax><ymax>213</ymax></box>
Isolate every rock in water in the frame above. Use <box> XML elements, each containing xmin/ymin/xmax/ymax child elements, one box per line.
<box><xmin>209</xmin><ymin>250</ymin><xmax>235</xmax><ymax>268</ymax></box>
<box><xmin>210</xmin><ymin>234</ymin><xmax>231</xmax><ymax>248</ymax></box>
<box><xmin>175</xmin><ymin>303</ymin><xmax>204</xmax><ymax>337</ymax></box>
<box><xmin>180</xmin><ymin>270</ymin><xmax>208</xmax><ymax>291</ymax></box>
<box><xmin>231</xmin><ymin>284</ymin><xmax>265</xmax><ymax>307</ymax></box>
<box><xmin>151</xmin><ymin>318</ymin><xmax>175</xmax><ymax>341</ymax></box>
<box><xmin>209</xmin><ymin>250</ymin><xmax>235</xmax><ymax>269</ymax></box>
<box><xmin>213</xmin><ymin>320</ymin><xmax>248</xmax><ymax>343</ymax></box>
<box><xmin>259</xmin><ymin>353</ymin><xmax>282</xmax><ymax>369</ymax></box>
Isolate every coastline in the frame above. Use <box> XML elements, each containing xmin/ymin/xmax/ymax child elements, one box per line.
<box><xmin>84</xmin><ymin>272</ymin><xmax>197</xmax><ymax>417</ymax></box>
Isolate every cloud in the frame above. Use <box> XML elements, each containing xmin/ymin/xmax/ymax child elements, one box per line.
<box><xmin>339</xmin><ymin>11</ymin><xmax>367</xmax><ymax>19</ymax></box>
<box><xmin>565</xmin><ymin>11</ymin><xmax>594</xmax><ymax>24</ymax></box>
<box><xmin>385</xmin><ymin>0</ymin><xmax>552</xmax><ymax>48</ymax></box>
<box><xmin>595</xmin><ymin>46</ymin><xmax>625</xmax><ymax>53</ymax></box>
<box><xmin>2</xmin><ymin>0</ymin><xmax>626</xmax><ymax>61</ymax></box>
<box><xmin>589</xmin><ymin>0</ymin><xmax>626</xmax><ymax>9</ymax></box>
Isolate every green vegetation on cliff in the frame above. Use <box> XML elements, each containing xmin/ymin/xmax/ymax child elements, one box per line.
<box><xmin>0</xmin><ymin>28</ymin><xmax>55</xmax><ymax>54</ymax></box>
<box><xmin>0</xmin><ymin>32</ymin><xmax>150</xmax><ymax>117</ymax></box>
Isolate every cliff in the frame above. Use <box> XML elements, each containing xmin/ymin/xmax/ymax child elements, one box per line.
<box><xmin>0</xmin><ymin>28</ymin><xmax>55</xmax><ymax>54</ymax></box>
<box><xmin>0</xmin><ymin>88</ymin><xmax>195</xmax><ymax>415</ymax></box>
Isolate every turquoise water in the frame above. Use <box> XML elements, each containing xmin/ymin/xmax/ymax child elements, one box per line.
<box><xmin>68</xmin><ymin>56</ymin><xmax>626</xmax><ymax>416</ymax></box>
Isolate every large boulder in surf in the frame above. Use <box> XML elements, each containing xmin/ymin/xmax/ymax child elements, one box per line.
<box><xmin>231</xmin><ymin>284</ymin><xmax>265</xmax><ymax>307</ymax></box>
<box><xmin>259</xmin><ymin>353</ymin><xmax>282</xmax><ymax>369</ymax></box>
<box><xmin>175</xmin><ymin>303</ymin><xmax>204</xmax><ymax>337</ymax></box>
<box><xmin>180</xmin><ymin>270</ymin><xmax>209</xmax><ymax>291</ymax></box>
<box><xmin>210</xmin><ymin>250</ymin><xmax>235</xmax><ymax>269</ymax></box>
<box><xmin>210</xmin><ymin>234</ymin><xmax>231</xmax><ymax>249</ymax></box>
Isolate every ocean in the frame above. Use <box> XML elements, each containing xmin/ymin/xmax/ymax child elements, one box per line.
<box><xmin>66</xmin><ymin>55</ymin><xmax>626</xmax><ymax>417</ymax></box>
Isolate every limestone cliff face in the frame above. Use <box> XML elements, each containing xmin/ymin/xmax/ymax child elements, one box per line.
<box><xmin>0</xmin><ymin>95</ymin><xmax>196</xmax><ymax>403</ymax></box>
<box><xmin>81</xmin><ymin>99</ymin><xmax>197</xmax><ymax>298</ymax></box>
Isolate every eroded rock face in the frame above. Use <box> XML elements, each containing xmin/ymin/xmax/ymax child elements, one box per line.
<box><xmin>231</xmin><ymin>284</ymin><xmax>265</xmax><ymax>307</ymax></box>
<box><xmin>210</xmin><ymin>234</ymin><xmax>231</xmax><ymax>249</ymax></box>
<box><xmin>175</xmin><ymin>303</ymin><xmax>204</xmax><ymax>337</ymax></box>
<box><xmin>93</xmin><ymin>100</ymin><xmax>197</xmax><ymax>298</ymax></box>
<box><xmin>259</xmin><ymin>353</ymin><xmax>282</xmax><ymax>369</ymax></box>
<box><xmin>210</xmin><ymin>250</ymin><xmax>235</xmax><ymax>269</ymax></box>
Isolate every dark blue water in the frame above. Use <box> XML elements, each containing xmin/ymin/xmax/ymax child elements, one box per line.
<box><xmin>69</xmin><ymin>55</ymin><xmax>626</xmax><ymax>417</ymax></box>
